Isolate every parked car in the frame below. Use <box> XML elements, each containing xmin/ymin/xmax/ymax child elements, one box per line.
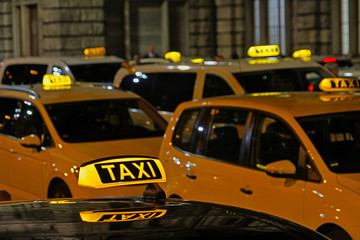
<box><xmin>159</xmin><ymin>77</ymin><xmax>360</xmax><ymax>240</ymax></box>
<box><xmin>114</xmin><ymin>45</ymin><xmax>335</xmax><ymax>121</ymax></box>
<box><xmin>0</xmin><ymin>75</ymin><xmax>166</xmax><ymax>200</ymax></box>
<box><xmin>0</xmin><ymin>47</ymin><xmax>123</xmax><ymax>85</ymax></box>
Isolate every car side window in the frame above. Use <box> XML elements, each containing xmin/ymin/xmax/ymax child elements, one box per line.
<box><xmin>0</xmin><ymin>98</ymin><xmax>21</xmax><ymax>136</ymax></box>
<box><xmin>0</xmin><ymin>98</ymin><xmax>54</xmax><ymax>148</ymax></box>
<box><xmin>250</xmin><ymin>115</ymin><xmax>300</xmax><ymax>171</ymax></box>
<box><xmin>172</xmin><ymin>109</ymin><xmax>201</xmax><ymax>152</ymax></box>
<box><xmin>203</xmin><ymin>74</ymin><xmax>234</xmax><ymax>98</ymax></box>
<box><xmin>201</xmin><ymin>108</ymin><xmax>248</xmax><ymax>164</ymax></box>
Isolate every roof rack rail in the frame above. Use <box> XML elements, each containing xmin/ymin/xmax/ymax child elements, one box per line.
<box><xmin>0</xmin><ymin>86</ymin><xmax>40</xmax><ymax>98</ymax></box>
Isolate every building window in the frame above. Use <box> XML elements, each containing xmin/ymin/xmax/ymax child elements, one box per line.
<box><xmin>13</xmin><ymin>4</ymin><xmax>39</xmax><ymax>57</ymax></box>
<box><xmin>29</xmin><ymin>5</ymin><xmax>39</xmax><ymax>56</ymax></box>
<box><xmin>268</xmin><ymin>0</ymin><xmax>285</xmax><ymax>53</ymax></box>
<box><xmin>341</xmin><ymin>0</ymin><xmax>350</xmax><ymax>55</ymax></box>
<box><xmin>253</xmin><ymin>0</ymin><xmax>286</xmax><ymax>54</ymax></box>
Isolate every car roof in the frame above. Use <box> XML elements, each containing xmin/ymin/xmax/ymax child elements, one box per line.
<box><xmin>124</xmin><ymin>58</ymin><xmax>327</xmax><ymax>74</ymax></box>
<box><xmin>1</xmin><ymin>55</ymin><xmax>124</xmax><ymax>66</ymax></box>
<box><xmin>0</xmin><ymin>84</ymin><xmax>140</xmax><ymax>105</ymax></box>
<box><xmin>0</xmin><ymin>197</ymin><xmax>327</xmax><ymax>239</ymax></box>
<box><xmin>179</xmin><ymin>91</ymin><xmax>360</xmax><ymax>118</ymax></box>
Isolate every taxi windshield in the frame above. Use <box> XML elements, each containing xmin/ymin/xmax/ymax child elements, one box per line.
<box><xmin>297</xmin><ymin>111</ymin><xmax>360</xmax><ymax>173</ymax></box>
<box><xmin>68</xmin><ymin>63</ymin><xmax>122</xmax><ymax>83</ymax></box>
<box><xmin>45</xmin><ymin>99</ymin><xmax>166</xmax><ymax>143</ymax></box>
<box><xmin>233</xmin><ymin>67</ymin><xmax>332</xmax><ymax>93</ymax></box>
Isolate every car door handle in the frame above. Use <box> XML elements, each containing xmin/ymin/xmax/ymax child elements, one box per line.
<box><xmin>186</xmin><ymin>173</ymin><xmax>197</xmax><ymax>180</ymax></box>
<box><xmin>9</xmin><ymin>148</ymin><xmax>17</xmax><ymax>153</ymax></box>
<box><xmin>240</xmin><ymin>187</ymin><xmax>253</xmax><ymax>195</ymax></box>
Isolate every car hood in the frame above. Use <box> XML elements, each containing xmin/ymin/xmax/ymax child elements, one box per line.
<box><xmin>337</xmin><ymin>173</ymin><xmax>360</xmax><ymax>194</ymax></box>
<box><xmin>62</xmin><ymin>137</ymin><xmax>163</xmax><ymax>164</ymax></box>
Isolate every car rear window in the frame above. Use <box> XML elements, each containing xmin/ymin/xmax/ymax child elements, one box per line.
<box><xmin>120</xmin><ymin>72</ymin><xmax>196</xmax><ymax>112</ymax></box>
<box><xmin>69</xmin><ymin>63</ymin><xmax>122</xmax><ymax>83</ymax></box>
<box><xmin>45</xmin><ymin>99</ymin><xmax>166</xmax><ymax>143</ymax></box>
<box><xmin>233</xmin><ymin>67</ymin><xmax>332</xmax><ymax>93</ymax></box>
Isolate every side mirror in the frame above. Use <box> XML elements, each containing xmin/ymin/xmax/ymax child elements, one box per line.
<box><xmin>265</xmin><ymin>160</ymin><xmax>297</xmax><ymax>178</ymax></box>
<box><xmin>19</xmin><ymin>134</ymin><xmax>41</xmax><ymax>148</ymax></box>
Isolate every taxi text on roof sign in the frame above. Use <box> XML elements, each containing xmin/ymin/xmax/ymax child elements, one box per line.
<box><xmin>247</xmin><ymin>45</ymin><xmax>280</xmax><ymax>58</ymax></box>
<box><xmin>78</xmin><ymin>156</ymin><xmax>166</xmax><ymax>189</ymax></box>
<box><xmin>318</xmin><ymin>78</ymin><xmax>360</xmax><ymax>92</ymax></box>
<box><xmin>80</xmin><ymin>209</ymin><xmax>167</xmax><ymax>222</ymax></box>
<box><xmin>42</xmin><ymin>74</ymin><xmax>72</xmax><ymax>89</ymax></box>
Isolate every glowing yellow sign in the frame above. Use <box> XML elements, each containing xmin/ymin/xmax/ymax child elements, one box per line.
<box><xmin>80</xmin><ymin>209</ymin><xmax>167</xmax><ymax>222</ymax></box>
<box><xmin>42</xmin><ymin>74</ymin><xmax>72</xmax><ymax>89</ymax></box>
<box><xmin>318</xmin><ymin>78</ymin><xmax>360</xmax><ymax>92</ymax></box>
<box><xmin>247</xmin><ymin>45</ymin><xmax>280</xmax><ymax>57</ymax></box>
<box><xmin>83</xmin><ymin>47</ymin><xmax>106</xmax><ymax>57</ymax></box>
<box><xmin>78</xmin><ymin>157</ymin><xmax>166</xmax><ymax>189</ymax></box>
<box><xmin>293</xmin><ymin>49</ymin><xmax>312</xmax><ymax>58</ymax></box>
<box><xmin>165</xmin><ymin>51</ymin><xmax>181</xmax><ymax>63</ymax></box>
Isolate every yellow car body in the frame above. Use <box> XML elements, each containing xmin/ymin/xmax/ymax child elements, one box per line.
<box><xmin>160</xmin><ymin>81</ymin><xmax>360</xmax><ymax>239</ymax></box>
<box><xmin>0</xmin><ymin>84</ymin><xmax>167</xmax><ymax>201</ymax></box>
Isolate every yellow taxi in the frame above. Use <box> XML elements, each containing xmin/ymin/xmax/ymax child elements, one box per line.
<box><xmin>0</xmin><ymin>47</ymin><xmax>123</xmax><ymax>85</ymax></box>
<box><xmin>0</xmin><ymin>75</ymin><xmax>167</xmax><ymax>201</ymax></box>
<box><xmin>159</xmin><ymin>77</ymin><xmax>360</xmax><ymax>240</ymax></box>
<box><xmin>114</xmin><ymin>45</ymin><xmax>335</xmax><ymax>121</ymax></box>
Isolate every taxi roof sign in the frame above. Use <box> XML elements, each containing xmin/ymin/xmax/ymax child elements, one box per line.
<box><xmin>292</xmin><ymin>49</ymin><xmax>312</xmax><ymax>58</ymax></box>
<box><xmin>78</xmin><ymin>156</ymin><xmax>166</xmax><ymax>189</ymax></box>
<box><xmin>83</xmin><ymin>47</ymin><xmax>106</xmax><ymax>57</ymax></box>
<box><xmin>247</xmin><ymin>45</ymin><xmax>280</xmax><ymax>58</ymax></box>
<box><xmin>42</xmin><ymin>74</ymin><xmax>72</xmax><ymax>89</ymax></box>
<box><xmin>164</xmin><ymin>51</ymin><xmax>181</xmax><ymax>63</ymax></box>
<box><xmin>318</xmin><ymin>78</ymin><xmax>360</xmax><ymax>92</ymax></box>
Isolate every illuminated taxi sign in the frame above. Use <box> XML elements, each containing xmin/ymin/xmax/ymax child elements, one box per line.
<box><xmin>80</xmin><ymin>209</ymin><xmax>167</xmax><ymax>222</ymax></box>
<box><xmin>78</xmin><ymin>157</ymin><xmax>166</xmax><ymax>188</ymax></box>
<box><xmin>318</xmin><ymin>78</ymin><xmax>360</xmax><ymax>92</ymax></box>
<box><xmin>83</xmin><ymin>47</ymin><xmax>106</xmax><ymax>57</ymax></box>
<box><xmin>165</xmin><ymin>51</ymin><xmax>181</xmax><ymax>63</ymax></box>
<box><xmin>247</xmin><ymin>45</ymin><xmax>280</xmax><ymax>58</ymax></box>
<box><xmin>292</xmin><ymin>49</ymin><xmax>311</xmax><ymax>58</ymax></box>
<box><xmin>42</xmin><ymin>74</ymin><xmax>72</xmax><ymax>90</ymax></box>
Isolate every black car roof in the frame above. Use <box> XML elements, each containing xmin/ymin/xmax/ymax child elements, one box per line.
<box><xmin>0</xmin><ymin>197</ymin><xmax>328</xmax><ymax>240</ymax></box>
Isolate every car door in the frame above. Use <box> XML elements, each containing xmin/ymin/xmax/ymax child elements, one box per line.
<box><xmin>0</xmin><ymin>98</ymin><xmax>20</xmax><ymax>199</ymax></box>
<box><xmin>166</xmin><ymin>107</ymin><xmax>250</xmax><ymax>207</ymax></box>
<box><xmin>0</xmin><ymin>98</ymin><xmax>54</xmax><ymax>200</ymax></box>
<box><xmin>237</xmin><ymin>113</ymin><xmax>307</xmax><ymax>224</ymax></box>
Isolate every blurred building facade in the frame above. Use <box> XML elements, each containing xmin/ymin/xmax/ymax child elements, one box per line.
<box><xmin>0</xmin><ymin>0</ymin><xmax>358</xmax><ymax>61</ymax></box>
